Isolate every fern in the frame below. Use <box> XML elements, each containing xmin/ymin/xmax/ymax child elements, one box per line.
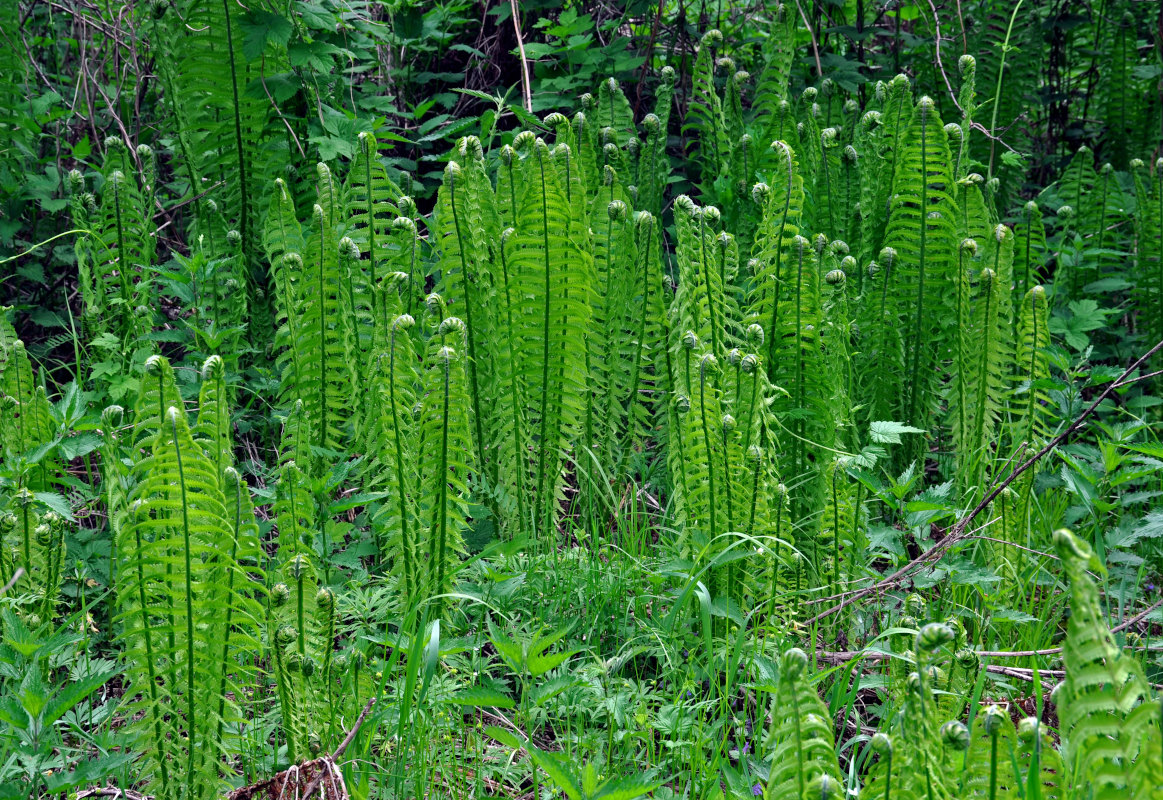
<box><xmin>113</xmin><ymin>355</ymin><xmax>260</xmax><ymax>800</ymax></box>
<box><xmin>685</xmin><ymin>30</ymin><xmax>728</xmax><ymax>190</ymax></box>
<box><xmin>870</xmin><ymin>97</ymin><xmax>957</xmax><ymax>454</ymax></box>
<box><xmin>344</xmin><ymin>132</ymin><xmax>404</xmax><ymax>322</ymax></box>
<box><xmin>962</xmin><ymin>705</ymin><xmax>1020</xmax><ymax>799</ymax></box>
<box><xmin>637</xmin><ymin>66</ymin><xmax>676</xmax><ymax>219</ymax></box>
<box><xmin>509</xmin><ymin>137</ymin><xmax>593</xmax><ymax>541</ymax></box>
<box><xmin>763</xmin><ymin>648</ymin><xmax>842</xmax><ymax>799</ymax></box>
<box><xmin>1055</xmin><ymin>527</ymin><xmax>1157</xmax><ymax>798</ymax></box>
<box><xmin>417</xmin><ymin>316</ymin><xmax>473</xmax><ymax>614</ymax></box>
<box><xmin>1134</xmin><ymin>159</ymin><xmax>1163</xmax><ymax>370</ymax></box>
<box><xmin>587</xmin><ymin>175</ymin><xmax>638</xmax><ymax>477</ymax></box>
<box><xmin>0</xmin><ymin>342</ymin><xmax>54</xmax><ymax>481</ymax></box>
<box><xmin>157</xmin><ymin>0</ymin><xmax>284</xmax><ymax>283</ymax></box>
<box><xmin>74</xmin><ymin>140</ymin><xmax>154</xmax><ymax>348</ymax></box>
<box><xmin>754</xmin><ymin>3</ymin><xmax>797</xmax><ymax>115</ymax></box>
<box><xmin>367</xmin><ymin>314</ymin><xmax>420</xmax><ymax>592</ymax></box>
<box><xmin>434</xmin><ymin>156</ymin><xmax>497</xmax><ymax>493</ymax></box>
<box><xmin>1011</xmin><ymin>285</ymin><xmax>1052</xmax><ymax>451</ymax></box>
<box><xmin>280</xmin><ymin>165</ymin><xmax>357</xmax><ymax>460</ymax></box>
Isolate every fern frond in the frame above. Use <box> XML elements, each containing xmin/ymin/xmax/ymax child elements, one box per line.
<box><xmin>116</xmin><ymin>365</ymin><xmax>257</xmax><ymax>799</ymax></box>
<box><xmin>418</xmin><ymin>318</ymin><xmax>473</xmax><ymax>615</ymax></box>
<box><xmin>367</xmin><ymin>315</ymin><xmax>420</xmax><ymax>592</ymax></box>
<box><xmin>511</xmin><ymin>138</ymin><xmax>593</xmax><ymax>540</ymax></box>
<box><xmin>763</xmin><ymin>648</ymin><xmax>842</xmax><ymax>800</ymax></box>
<box><xmin>1055</xmin><ymin>528</ymin><xmax>1154</xmax><ymax>798</ymax></box>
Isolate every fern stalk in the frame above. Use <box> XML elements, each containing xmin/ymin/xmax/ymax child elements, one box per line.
<box><xmin>129</xmin><ymin>502</ymin><xmax>172</xmax><ymax>798</ymax></box>
<box><xmin>429</xmin><ymin>348</ymin><xmax>454</xmax><ymax>609</ymax></box>
<box><xmin>168</xmin><ymin>408</ymin><xmax>200</xmax><ymax>800</ymax></box>
<box><xmin>446</xmin><ymin>166</ymin><xmax>490</xmax><ymax>482</ymax></box>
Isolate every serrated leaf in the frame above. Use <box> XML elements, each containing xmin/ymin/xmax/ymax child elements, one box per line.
<box><xmin>447</xmin><ymin>687</ymin><xmax>515</xmax><ymax>709</ymax></box>
<box><xmin>869</xmin><ymin>420</ymin><xmax>926</xmax><ymax>444</ymax></box>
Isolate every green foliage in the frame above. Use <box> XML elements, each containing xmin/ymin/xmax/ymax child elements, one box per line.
<box><xmin>7</xmin><ymin>5</ymin><xmax>1163</xmax><ymax>799</ymax></box>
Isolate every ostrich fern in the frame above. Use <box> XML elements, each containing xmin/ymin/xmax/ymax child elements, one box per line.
<box><xmin>113</xmin><ymin>356</ymin><xmax>261</xmax><ymax>800</ymax></box>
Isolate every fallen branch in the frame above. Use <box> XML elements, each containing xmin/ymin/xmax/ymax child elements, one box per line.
<box><xmin>509</xmin><ymin>0</ymin><xmax>532</xmax><ymax>113</ymax></box>
<box><xmin>76</xmin><ymin>789</ymin><xmax>151</xmax><ymax>800</ymax></box>
<box><xmin>299</xmin><ymin>697</ymin><xmax>378</xmax><ymax>798</ymax></box>
<box><xmin>805</xmin><ymin>338</ymin><xmax>1163</xmax><ymax>627</ymax></box>
<box><xmin>227</xmin><ymin>697</ymin><xmax>376</xmax><ymax>800</ymax></box>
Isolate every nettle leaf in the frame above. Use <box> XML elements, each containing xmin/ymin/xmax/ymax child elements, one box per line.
<box><xmin>240</xmin><ymin>10</ymin><xmax>293</xmax><ymax>61</ymax></box>
<box><xmin>869</xmin><ymin>420</ymin><xmax>926</xmax><ymax>444</ymax></box>
<box><xmin>990</xmin><ymin>606</ymin><xmax>1038</xmax><ymax>624</ymax></box>
<box><xmin>446</xmin><ymin>687</ymin><xmax>515</xmax><ymax>709</ymax></box>
<box><xmin>1050</xmin><ymin>299</ymin><xmax>1111</xmax><ymax>350</ymax></box>
<box><xmin>33</xmin><ymin>491</ymin><xmax>75</xmax><ymax>521</ymax></box>
<box><xmin>867</xmin><ymin>524</ymin><xmax>905</xmax><ymax>558</ymax></box>
<box><xmin>1131</xmin><ymin>511</ymin><xmax>1163</xmax><ymax>545</ymax></box>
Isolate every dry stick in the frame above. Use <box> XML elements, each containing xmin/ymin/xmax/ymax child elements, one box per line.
<box><xmin>797</xmin><ymin>515</ymin><xmax>1001</xmax><ymax>608</ymax></box>
<box><xmin>300</xmin><ymin>697</ymin><xmax>377</xmax><ymax>798</ymax></box>
<box><xmin>0</xmin><ymin>567</ymin><xmax>25</xmax><ymax>595</ymax></box>
<box><xmin>792</xmin><ymin>0</ymin><xmax>823</xmax><ymax>79</ymax></box>
<box><xmin>924</xmin><ymin>0</ymin><xmax>958</xmax><ymax>107</ymax></box>
<box><xmin>804</xmin><ymin>337</ymin><xmax>1163</xmax><ymax>627</ymax></box>
<box><xmin>509</xmin><ymin>0</ymin><xmax>533</xmax><ymax>113</ymax></box>
<box><xmin>975</xmin><ymin>596</ymin><xmax>1163</xmax><ymax>657</ymax></box>
<box><xmin>76</xmin><ymin>789</ymin><xmax>151</xmax><ymax>800</ymax></box>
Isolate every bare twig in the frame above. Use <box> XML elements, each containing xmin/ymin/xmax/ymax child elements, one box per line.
<box><xmin>1111</xmin><ymin>597</ymin><xmax>1163</xmax><ymax>634</ymax></box>
<box><xmin>0</xmin><ymin>567</ymin><xmax>25</xmax><ymax>596</ymax></box>
<box><xmin>792</xmin><ymin>0</ymin><xmax>823</xmax><ymax>79</ymax></box>
<box><xmin>299</xmin><ymin>697</ymin><xmax>377</xmax><ymax>798</ymax></box>
<box><xmin>509</xmin><ymin>0</ymin><xmax>533</xmax><ymax>113</ymax></box>
<box><xmin>76</xmin><ymin>788</ymin><xmax>151</xmax><ymax>800</ymax></box>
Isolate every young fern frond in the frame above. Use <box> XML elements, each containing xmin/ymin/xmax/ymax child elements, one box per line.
<box><xmin>367</xmin><ymin>314</ymin><xmax>420</xmax><ymax>590</ymax></box>
<box><xmin>344</xmin><ymin>131</ymin><xmax>404</xmax><ymax>323</ymax></box>
<box><xmin>1011</xmin><ymin>285</ymin><xmax>1052</xmax><ymax>450</ymax></box>
<box><xmin>0</xmin><ymin>342</ymin><xmax>55</xmax><ymax>480</ymax></box>
<box><xmin>876</xmin><ymin>97</ymin><xmax>957</xmax><ymax>449</ymax></box>
<box><xmin>1013</xmin><ymin>200</ymin><xmax>1046</xmax><ymax>315</ymax></box>
<box><xmin>620</xmin><ymin>210</ymin><xmax>668</xmax><ymax>470</ymax></box>
<box><xmin>1055</xmin><ymin>527</ymin><xmax>1156</xmax><ymax>798</ymax></box>
<box><xmin>963</xmin><ymin>226</ymin><xmax>1014</xmax><ymax>492</ymax></box>
<box><xmin>281</xmin><ymin>165</ymin><xmax>357</xmax><ymax>462</ymax></box>
<box><xmin>75</xmin><ymin>140</ymin><xmax>155</xmax><ymax>347</ymax></box>
<box><xmin>434</xmin><ymin>157</ymin><xmax>498</xmax><ymax>492</ymax></box>
<box><xmin>760</xmin><ymin>234</ymin><xmax>830</xmax><ymax>561</ymax></box>
<box><xmin>754</xmin><ymin>3</ymin><xmax>796</xmax><ymax>115</ymax></box>
<box><xmin>114</xmin><ymin>355</ymin><xmax>258</xmax><ymax>800</ymax></box>
<box><xmin>594</xmin><ymin>77</ymin><xmax>636</xmax><ymax>151</ymax></box>
<box><xmin>763</xmin><ymin>648</ymin><xmax>843</xmax><ymax>800</ymax></box>
<box><xmin>670</xmin><ymin>196</ymin><xmax>735</xmax><ymax>362</ymax></box>
<box><xmin>1133</xmin><ymin>159</ymin><xmax>1163</xmax><ymax>375</ymax></box>
<box><xmin>418</xmin><ymin>317</ymin><xmax>473</xmax><ymax>616</ymax></box>
<box><xmin>587</xmin><ymin>173</ymin><xmax>637</xmax><ymax>473</ymax></box>
<box><xmin>685</xmin><ymin>30</ymin><xmax>728</xmax><ymax>189</ymax></box>
<box><xmin>194</xmin><ymin>355</ymin><xmax>232</xmax><ymax>479</ymax></box>
<box><xmin>637</xmin><ymin>66</ymin><xmax>675</xmax><ymax>219</ymax></box>
<box><xmin>961</xmin><ymin>706</ymin><xmax>1020</xmax><ymax>799</ymax></box>
<box><xmin>510</xmin><ymin>137</ymin><xmax>593</xmax><ymax>541</ymax></box>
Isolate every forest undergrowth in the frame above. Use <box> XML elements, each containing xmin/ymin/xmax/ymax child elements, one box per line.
<box><xmin>3</xmin><ymin>0</ymin><xmax>1163</xmax><ymax>798</ymax></box>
